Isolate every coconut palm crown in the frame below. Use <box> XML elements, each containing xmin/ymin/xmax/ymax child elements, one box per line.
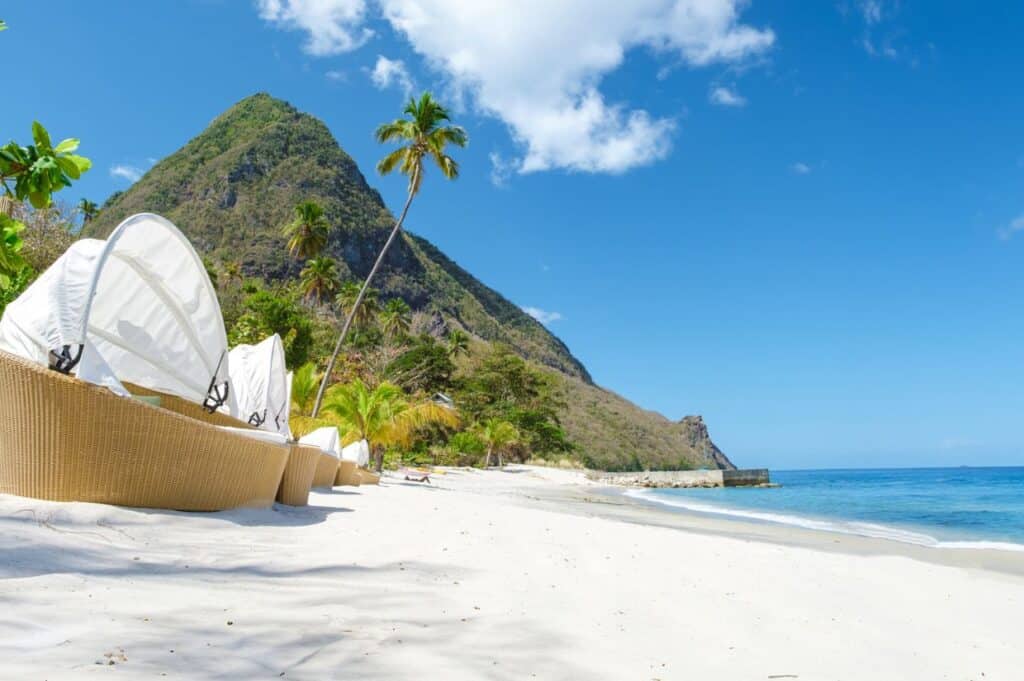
<box><xmin>283</xmin><ymin>200</ymin><xmax>329</xmax><ymax>259</ymax></box>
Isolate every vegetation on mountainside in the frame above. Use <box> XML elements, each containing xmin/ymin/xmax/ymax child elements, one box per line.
<box><xmin>313</xmin><ymin>92</ymin><xmax>468</xmax><ymax>417</ymax></box>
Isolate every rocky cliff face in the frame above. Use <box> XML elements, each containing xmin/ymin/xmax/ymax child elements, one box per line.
<box><xmin>677</xmin><ymin>416</ymin><xmax>735</xmax><ymax>470</ymax></box>
<box><xmin>84</xmin><ymin>93</ymin><xmax>735</xmax><ymax>471</ymax></box>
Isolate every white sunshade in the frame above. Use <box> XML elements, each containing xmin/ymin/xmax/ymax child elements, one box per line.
<box><xmin>0</xmin><ymin>213</ymin><xmax>233</xmax><ymax>411</ymax></box>
<box><xmin>299</xmin><ymin>427</ymin><xmax>342</xmax><ymax>459</ymax></box>
<box><xmin>340</xmin><ymin>439</ymin><xmax>370</xmax><ymax>467</ymax></box>
<box><xmin>229</xmin><ymin>334</ymin><xmax>291</xmax><ymax>438</ymax></box>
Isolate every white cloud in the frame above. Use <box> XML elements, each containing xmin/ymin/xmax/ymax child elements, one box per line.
<box><xmin>110</xmin><ymin>164</ymin><xmax>144</xmax><ymax>183</ymax></box>
<box><xmin>523</xmin><ymin>306</ymin><xmax>563</xmax><ymax>324</ymax></box>
<box><xmin>369</xmin><ymin>55</ymin><xmax>414</xmax><ymax>96</ymax></box>
<box><xmin>791</xmin><ymin>162</ymin><xmax>811</xmax><ymax>175</ymax></box>
<box><xmin>380</xmin><ymin>0</ymin><xmax>773</xmax><ymax>174</ymax></box>
<box><xmin>325</xmin><ymin>69</ymin><xmax>347</xmax><ymax>81</ymax></box>
<box><xmin>709</xmin><ymin>85</ymin><xmax>746</xmax><ymax>107</ymax></box>
<box><xmin>259</xmin><ymin>0</ymin><xmax>774</xmax><ymax>175</ymax></box>
<box><xmin>257</xmin><ymin>0</ymin><xmax>371</xmax><ymax>55</ymax></box>
<box><xmin>859</xmin><ymin>0</ymin><xmax>883</xmax><ymax>24</ymax></box>
<box><xmin>998</xmin><ymin>215</ymin><xmax>1024</xmax><ymax>241</ymax></box>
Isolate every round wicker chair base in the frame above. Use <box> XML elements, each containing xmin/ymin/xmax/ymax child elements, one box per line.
<box><xmin>335</xmin><ymin>460</ymin><xmax>361</xmax><ymax>486</ymax></box>
<box><xmin>276</xmin><ymin>444</ymin><xmax>320</xmax><ymax>506</ymax></box>
<box><xmin>0</xmin><ymin>351</ymin><xmax>289</xmax><ymax>511</ymax></box>
<box><xmin>357</xmin><ymin>468</ymin><xmax>381</xmax><ymax>485</ymax></box>
<box><xmin>312</xmin><ymin>453</ymin><xmax>339</xmax><ymax>488</ymax></box>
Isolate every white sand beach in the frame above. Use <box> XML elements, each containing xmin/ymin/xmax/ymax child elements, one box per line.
<box><xmin>2</xmin><ymin>466</ymin><xmax>1022</xmax><ymax>680</ymax></box>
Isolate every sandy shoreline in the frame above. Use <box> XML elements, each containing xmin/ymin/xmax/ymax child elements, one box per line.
<box><xmin>2</xmin><ymin>465</ymin><xmax>1022</xmax><ymax>679</ymax></box>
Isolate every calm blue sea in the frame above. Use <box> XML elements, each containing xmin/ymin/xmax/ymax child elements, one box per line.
<box><xmin>628</xmin><ymin>467</ymin><xmax>1024</xmax><ymax>551</ymax></box>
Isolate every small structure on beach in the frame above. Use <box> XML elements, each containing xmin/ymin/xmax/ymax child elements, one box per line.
<box><xmin>588</xmin><ymin>468</ymin><xmax>772</xmax><ymax>488</ymax></box>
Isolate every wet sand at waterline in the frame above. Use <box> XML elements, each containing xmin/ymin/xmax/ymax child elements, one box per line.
<box><xmin>1</xmin><ymin>466</ymin><xmax>1021</xmax><ymax>679</ymax></box>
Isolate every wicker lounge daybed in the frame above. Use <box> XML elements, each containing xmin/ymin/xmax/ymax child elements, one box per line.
<box><xmin>0</xmin><ymin>213</ymin><xmax>289</xmax><ymax>511</ymax></box>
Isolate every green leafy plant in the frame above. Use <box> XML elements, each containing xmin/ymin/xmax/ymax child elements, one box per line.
<box><xmin>0</xmin><ymin>215</ymin><xmax>26</xmax><ymax>288</ymax></box>
<box><xmin>1</xmin><ymin>122</ymin><xmax>91</xmax><ymax>209</ymax></box>
<box><xmin>0</xmin><ymin>20</ymin><xmax>7</xmax><ymax>32</ymax></box>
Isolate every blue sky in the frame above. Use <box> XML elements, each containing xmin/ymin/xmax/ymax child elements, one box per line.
<box><xmin>2</xmin><ymin>1</ymin><xmax>1023</xmax><ymax>468</ymax></box>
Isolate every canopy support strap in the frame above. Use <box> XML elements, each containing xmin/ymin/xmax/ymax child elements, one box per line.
<box><xmin>48</xmin><ymin>344</ymin><xmax>83</xmax><ymax>374</ymax></box>
<box><xmin>202</xmin><ymin>351</ymin><xmax>229</xmax><ymax>413</ymax></box>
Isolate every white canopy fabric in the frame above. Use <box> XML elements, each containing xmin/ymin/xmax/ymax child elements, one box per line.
<box><xmin>298</xmin><ymin>427</ymin><xmax>342</xmax><ymax>459</ymax></box>
<box><xmin>340</xmin><ymin>439</ymin><xmax>370</xmax><ymax>467</ymax></box>
<box><xmin>0</xmin><ymin>213</ymin><xmax>233</xmax><ymax>411</ymax></box>
<box><xmin>228</xmin><ymin>334</ymin><xmax>291</xmax><ymax>437</ymax></box>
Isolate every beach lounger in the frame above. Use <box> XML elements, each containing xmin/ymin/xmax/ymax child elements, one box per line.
<box><xmin>402</xmin><ymin>468</ymin><xmax>431</xmax><ymax>483</ymax></box>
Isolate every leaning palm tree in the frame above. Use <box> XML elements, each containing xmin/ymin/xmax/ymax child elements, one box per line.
<box><xmin>476</xmin><ymin>418</ymin><xmax>520</xmax><ymax>468</ymax></box>
<box><xmin>447</xmin><ymin>329</ymin><xmax>470</xmax><ymax>357</ymax></box>
<box><xmin>78</xmin><ymin>198</ymin><xmax>99</xmax><ymax>224</ymax></box>
<box><xmin>300</xmin><ymin>257</ymin><xmax>340</xmax><ymax>303</ymax></box>
<box><xmin>283</xmin><ymin>201</ymin><xmax>329</xmax><ymax>259</ymax></box>
<box><xmin>380</xmin><ymin>298</ymin><xmax>411</xmax><ymax>339</ymax></box>
<box><xmin>336</xmin><ymin>281</ymin><xmax>380</xmax><ymax>330</ymax></box>
<box><xmin>312</xmin><ymin>92</ymin><xmax>468</xmax><ymax>417</ymax></box>
<box><xmin>322</xmin><ymin>378</ymin><xmax>459</xmax><ymax>471</ymax></box>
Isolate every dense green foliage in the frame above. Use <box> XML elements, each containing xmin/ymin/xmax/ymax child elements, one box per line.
<box><xmin>225</xmin><ymin>286</ymin><xmax>318</xmax><ymax>368</ymax></box>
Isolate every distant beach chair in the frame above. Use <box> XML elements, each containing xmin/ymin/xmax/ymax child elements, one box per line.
<box><xmin>402</xmin><ymin>467</ymin><xmax>431</xmax><ymax>484</ymax></box>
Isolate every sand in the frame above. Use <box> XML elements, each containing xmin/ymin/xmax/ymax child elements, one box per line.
<box><xmin>1</xmin><ymin>465</ymin><xmax>1021</xmax><ymax>680</ymax></box>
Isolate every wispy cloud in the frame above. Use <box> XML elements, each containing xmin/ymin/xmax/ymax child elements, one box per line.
<box><xmin>368</xmin><ymin>55</ymin><xmax>413</xmax><ymax>97</ymax></box>
<box><xmin>256</xmin><ymin>0</ymin><xmax>371</xmax><ymax>55</ymax></box>
<box><xmin>110</xmin><ymin>164</ymin><xmax>144</xmax><ymax>183</ymax></box>
<box><xmin>523</xmin><ymin>306</ymin><xmax>563</xmax><ymax>324</ymax></box>
<box><xmin>325</xmin><ymin>69</ymin><xmax>347</xmax><ymax>82</ymax></box>
<box><xmin>859</xmin><ymin>0</ymin><xmax>884</xmax><ymax>24</ymax></box>
<box><xmin>791</xmin><ymin>162</ymin><xmax>811</xmax><ymax>175</ymax></box>
<box><xmin>709</xmin><ymin>86</ymin><xmax>746</xmax><ymax>107</ymax></box>
<box><xmin>998</xmin><ymin>215</ymin><xmax>1024</xmax><ymax>241</ymax></box>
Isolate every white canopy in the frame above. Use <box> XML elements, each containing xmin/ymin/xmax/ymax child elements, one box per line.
<box><xmin>298</xmin><ymin>427</ymin><xmax>342</xmax><ymax>459</ymax></box>
<box><xmin>228</xmin><ymin>334</ymin><xmax>291</xmax><ymax>437</ymax></box>
<box><xmin>0</xmin><ymin>213</ymin><xmax>233</xmax><ymax>411</ymax></box>
<box><xmin>340</xmin><ymin>439</ymin><xmax>370</xmax><ymax>467</ymax></box>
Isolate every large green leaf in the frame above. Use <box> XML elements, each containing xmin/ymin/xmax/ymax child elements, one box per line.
<box><xmin>54</xmin><ymin>138</ymin><xmax>80</xmax><ymax>154</ymax></box>
<box><xmin>31</xmin><ymin>121</ymin><xmax>51</xmax><ymax>151</ymax></box>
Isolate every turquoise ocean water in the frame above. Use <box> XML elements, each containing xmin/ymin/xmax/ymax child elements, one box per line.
<box><xmin>628</xmin><ymin>467</ymin><xmax>1024</xmax><ymax>551</ymax></box>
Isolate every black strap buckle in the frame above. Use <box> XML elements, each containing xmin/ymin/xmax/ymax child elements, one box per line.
<box><xmin>202</xmin><ymin>381</ymin><xmax>229</xmax><ymax>413</ymax></box>
<box><xmin>48</xmin><ymin>345</ymin><xmax>83</xmax><ymax>374</ymax></box>
<box><xmin>202</xmin><ymin>351</ymin><xmax>230</xmax><ymax>413</ymax></box>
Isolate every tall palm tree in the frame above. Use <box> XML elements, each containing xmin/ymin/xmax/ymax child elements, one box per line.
<box><xmin>476</xmin><ymin>418</ymin><xmax>520</xmax><ymax>468</ymax></box>
<box><xmin>336</xmin><ymin>281</ymin><xmax>379</xmax><ymax>330</ymax></box>
<box><xmin>78</xmin><ymin>198</ymin><xmax>99</xmax><ymax>224</ymax></box>
<box><xmin>322</xmin><ymin>378</ymin><xmax>459</xmax><ymax>471</ymax></box>
<box><xmin>300</xmin><ymin>257</ymin><xmax>340</xmax><ymax>302</ymax></box>
<box><xmin>447</xmin><ymin>329</ymin><xmax>470</xmax><ymax>357</ymax></box>
<box><xmin>312</xmin><ymin>92</ymin><xmax>468</xmax><ymax>417</ymax></box>
<box><xmin>283</xmin><ymin>201</ymin><xmax>329</xmax><ymax>259</ymax></box>
<box><xmin>380</xmin><ymin>298</ymin><xmax>411</xmax><ymax>339</ymax></box>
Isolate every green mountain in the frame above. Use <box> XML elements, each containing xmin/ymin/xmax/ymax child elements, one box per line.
<box><xmin>84</xmin><ymin>93</ymin><xmax>732</xmax><ymax>471</ymax></box>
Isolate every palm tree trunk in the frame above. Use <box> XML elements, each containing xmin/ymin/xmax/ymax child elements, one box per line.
<box><xmin>374</xmin><ymin>445</ymin><xmax>384</xmax><ymax>473</ymax></box>
<box><xmin>311</xmin><ymin>179</ymin><xmax>418</xmax><ymax>418</ymax></box>
<box><xmin>484</xmin><ymin>446</ymin><xmax>493</xmax><ymax>468</ymax></box>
